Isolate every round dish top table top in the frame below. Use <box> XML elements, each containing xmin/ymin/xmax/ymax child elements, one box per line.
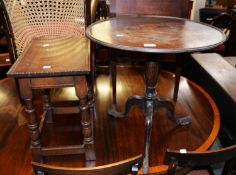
<box><xmin>86</xmin><ymin>16</ymin><xmax>226</xmax><ymax>54</ymax></box>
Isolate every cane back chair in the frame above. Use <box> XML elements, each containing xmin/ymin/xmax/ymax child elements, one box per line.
<box><xmin>1</xmin><ymin>0</ymin><xmax>97</xmax><ymax>166</ymax></box>
<box><xmin>107</xmin><ymin>0</ymin><xmax>190</xmax><ymax>110</ymax></box>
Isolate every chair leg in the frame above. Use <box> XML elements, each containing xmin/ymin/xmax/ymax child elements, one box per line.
<box><xmin>87</xmin><ymin>76</ymin><xmax>96</xmax><ymax>162</ymax></box>
<box><xmin>110</xmin><ymin>58</ymin><xmax>117</xmax><ymax>107</ymax></box>
<box><xmin>222</xmin><ymin>158</ymin><xmax>236</xmax><ymax>175</ymax></box>
<box><xmin>74</xmin><ymin>76</ymin><xmax>95</xmax><ymax>161</ymax></box>
<box><xmin>167</xmin><ymin>159</ymin><xmax>178</xmax><ymax>175</ymax></box>
<box><xmin>33</xmin><ymin>168</ymin><xmax>46</xmax><ymax>175</ymax></box>
<box><xmin>14</xmin><ymin>78</ymin><xmax>24</xmax><ymax>105</ymax></box>
<box><xmin>87</xmin><ymin>75</ymin><xmax>96</xmax><ymax>122</ymax></box>
<box><xmin>173</xmin><ymin>65</ymin><xmax>182</xmax><ymax>102</ymax></box>
<box><xmin>19</xmin><ymin>79</ymin><xmax>42</xmax><ymax>162</ymax></box>
<box><xmin>43</xmin><ymin>89</ymin><xmax>53</xmax><ymax>123</ymax></box>
<box><xmin>173</xmin><ymin>55</ymin><xmax>186</xmax><ymax>102</ymax></box>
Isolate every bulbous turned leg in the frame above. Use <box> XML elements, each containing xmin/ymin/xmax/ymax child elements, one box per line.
<box><xmin>19</xmin><ymin>79</ymin><xmax>42</xmax><ymax>162</ymax></box>
<box><xmin>74</xmin><ymin>76</ymin><xmax>95</xmax><ymax>161</ymax></box>
<box><xmin>43</xmin><ymin>89</ymin><xmax>53</xmax><ymax>123</ymax></box>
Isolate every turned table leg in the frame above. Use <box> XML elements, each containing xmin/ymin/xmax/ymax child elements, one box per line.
<box><xmin>108</xmin><ymin>59</ymin><xmax>191</xmax><ymax>174</ymax></box>
<box><xmin>43</xmin><ymin>89</ymin><xmax>53</xmax><ymax>123</ymax></box>
<box><xmin>142</xmin><ymin>61</ymin><xmax>159</xmax><ymax>174</ymax></box>
<box><xmin>19</xmin><ymin>79</ymin><xmax>42</xmax><ymax>162</ymax></box>
<box><xmin>74</xmin><ymin>76</ymin><xmax>95</xmax><ymax>161</ymax></box>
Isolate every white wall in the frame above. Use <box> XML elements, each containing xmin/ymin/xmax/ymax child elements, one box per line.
<box><xmin>191</xmin><ymin>0</ymin><xmax>207</xmax><ymax>21</ymax></box>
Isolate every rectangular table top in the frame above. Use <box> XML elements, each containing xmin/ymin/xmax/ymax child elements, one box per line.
<box><xmin>7</xmin><ymin>36</ymin><xmax>90</xmax><ymax>78</ymax></box>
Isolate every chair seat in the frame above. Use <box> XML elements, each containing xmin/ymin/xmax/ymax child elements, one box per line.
<box><xmin>7</xmin><ymin>36</ymin><xmax>90</xmax><ymax>78</ymax></box>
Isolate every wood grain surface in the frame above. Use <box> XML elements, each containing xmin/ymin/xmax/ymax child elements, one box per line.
<box><xmin>86</xmin><ymin>16</ymin><xmax>226</xmax><ymax>54</ymax></box>
<box><xmin>0</xmin><ymin>66</ymin><xmax>219</xmax><ymax>174</ymax></box>
<box><xmin>7</xmin><ymin>36</ymin><xmax>90</xmax><ymax>78</ymax></box>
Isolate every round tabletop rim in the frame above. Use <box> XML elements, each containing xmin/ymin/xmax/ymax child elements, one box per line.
<box><xmin>86</xmin><ymin>15</ymin><xmax>227</xmax><ymax>54</ymax></box>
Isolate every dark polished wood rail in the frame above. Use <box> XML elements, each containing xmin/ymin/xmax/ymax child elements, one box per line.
<box><xmin>0</xmin><ymin>67</ymin><xmax>219</xmax><ymax>174</ymax></box>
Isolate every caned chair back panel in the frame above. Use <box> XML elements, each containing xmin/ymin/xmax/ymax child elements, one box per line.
<box><xmin>1</xmin><ymin>0</ymin><xmax>89</xmax><ymax>57</ymax></box>
<box><xmin>109</xmin><ymin>0</ymin><xmax>189</xmax><ymax>18</ymax></box>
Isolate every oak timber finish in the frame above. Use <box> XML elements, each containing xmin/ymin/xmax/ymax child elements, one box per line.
<box><xmin>32</xmin><ymin>154</ymin><xmax>142</xmax><ymax>175</ymax></box>
<box><xmin>86</xmin><ymin>16</ymin><xmax>226</xmax><ymax>54</ymax></box>
<box><xmin>0</xmin><ymin>67</ymin><xmax>220</xmax><ymax>175</ymax></box>
<box><xmin>109</xmin><ymin>0</ymin><xmax>189</xmax><ymax>18</ymax></box>
<box><xmin>7</xmin><ymin>36</ymin><xmax>90</xmax><ymax>78</ymax></box>
<box><xmin>192</xmin><ymin>53</ymin><xmax>236</xmax><ymax>103</ymax></box>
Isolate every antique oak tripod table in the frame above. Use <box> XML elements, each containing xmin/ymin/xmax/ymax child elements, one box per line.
<box><xmin>86</xmin><ymin>16</ymin><xmax>226</xmax><ymax>173</ymax></box>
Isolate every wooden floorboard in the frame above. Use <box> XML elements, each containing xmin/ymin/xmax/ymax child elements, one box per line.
<box><xmin>0</xmin><ymin>67</ymin><xmax>219</xmax><ymax>174</ymax></box>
